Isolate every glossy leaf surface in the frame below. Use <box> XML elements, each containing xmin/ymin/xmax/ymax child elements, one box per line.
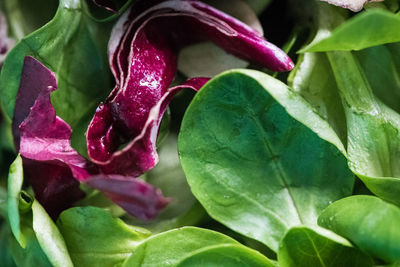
<box><xmin>179</xmin><ymin>69</ymin><xmax>354</xmax><ymax>251</ymax></box>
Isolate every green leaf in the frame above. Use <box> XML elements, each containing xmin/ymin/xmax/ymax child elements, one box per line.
<box><xmin>7</xmin><ymin>154</ymin><xmax>28</xmax><ymax>248</ymax></box>
<box><xmin>288</xmin><ymin>52</ymin><xmax>347</xmax><ymax>144</ymax></box>
<box><xmin>301</xmin><ymin>9</ymin><xmax>400</xmax><ymax>52</ymax></box>
<box><xmin>57</xmin><ymin>206</ymin><xmax>151</xmax><ymax>267</ymax></box>
<box><xmin>0</xmin><ymin>222</ymin><xmax>16</xmax><ymax>267</ymax></box>
<box><xmin>328</xmin><ymin>51</ymin><xmax>400</xmax><ymax>206</ymax></box>
<box><xmin>7</xmin><ymin>155</ymin><xmax>73</xmax><ymax>267</ymax></box>
<box><xmin>0</xmin><ymin>0</ymin><xmax>111</xmax><ymax>155</ymax></box>
<box><xmin>122</xmin><ymin>226</ymin><xmax>274</xmax><ymax>267</ymax></box>
<box><xmin>9</xmin><ymin>225</ymin><xmax>52</xmax><ymax>267</ymax></box>
<box><xmin>128</xmin><ymin>135</ymin><xmax>206</xmax><ymax>233</ymax></box>
<box><xmin>176</xmin><ymin>244</ymin><xmax>275</xmax><ymax>267</ymax></box>
<box><xmin>278</xmin><ymin>226</ymin><xmax>374</xmax><ymax>267</ymax></box>
<box><xmin>179</xmin><ymin>69</ymin><xmax>354</xmax><ymax>251</ymax></box>
<box><xmin>32</xmin><ymin>200</ymin><xmax>73</xmax><ymax>267</ymax></box>
<box><xmin>318</xmin><ymin>195</ymin><xmax>400</xmax><ymax>262</ymax></box>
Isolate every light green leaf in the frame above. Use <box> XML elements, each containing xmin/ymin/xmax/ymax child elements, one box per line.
<box><xmin>278</xmin><ymin>226</ymin><xmax>374</xmax><ymax>267</ymax></box>
<box><xmin>179</xmin><ymin>69</ymin><xmax>354</xmax><ymax>251</ymax></box>
<box><xmin>328</xmin><ymin>51</ymin><xmax>400</xmax><ymax>206</ymax></box>
<box><xmin>319</xmin><ymin>195</ymin><xmax>400</xmax><ymax>262</ymax></box>
<box><xmin>301</xmin><ymin>9</ymin><xmax>400</xmax><ymax>52</ymax></box>
<box><xmin>122</xmin><ymin>226</ymin><xmax>274</xmax><ymax>267</ymax></box>
<box><xmin>57</xmin><ymin>206</ymin><xmax>151</xmax><ymax>267</ymax></box>
<box><xmin>0</xmin><ymin>0</ymin><xmax>111</xmax><ymax>156</ymax></box>
<box><xmin>176</xmin><ymin>244</ymin><xmax>275</xmax><ymax>267</ymax></box>
<box><xmin>32</xmin><ymin>201</ymin><xmax>73</xmax><ymax>267</ymax></box>
<box><xmin>7</xmin><ymin>154</ymin><xmax>28</xmax><ymax>248</ymax></box>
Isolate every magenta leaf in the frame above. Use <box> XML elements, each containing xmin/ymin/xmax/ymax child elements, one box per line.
<box><xmin>87</xmin><ymin>0</ymin><xmax>293</xmax><ymax>176</ymax></box>
<box><xmin>16</xmin><ymin>56</ymin><xmax>169</xmax><ymax>220</ymax></box>
<box><xmin>86</xmin><ymin>174</ymin><xmax>170</xmax><ymax>220</ymax></box>
<box><xmin>0</xmin><ymin>11</ymin><xmax>14</xmax><ymax>67</ymax></box>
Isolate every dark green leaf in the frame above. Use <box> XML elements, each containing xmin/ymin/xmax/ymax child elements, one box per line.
<box><xmin>122</xmin><ymin>226</ymin><xmax>274</xmax><ymax>267</ymax></box>
<box><xmin>278</xmin><ymin>226</ymin><xmax>373</xmax><ymax>267</ymax></box>
<box><xmin>57</xmin><ymin>206</ymin><xmax>151</xmax><ymax>267</ymax></box>
<box><xmin>179</xmin><ymin>69</ymin><xmax>354</xmax><ymax>251</ymax></box>
<box><xmin>319</xmin><ymin>195</ymin><xmax>400</xmax><ymax>262</ymax></box>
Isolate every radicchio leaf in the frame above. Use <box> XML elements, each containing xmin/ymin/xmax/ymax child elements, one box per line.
<box><xmin>16</xmin><ymin>56</ymin><xmax>168</xmax><ymax>220</ymax></box>
<box><xmin>87</xmin><ymin>0</ymin><xmax>294</xmax><ymax>176</ymax></box>
<box><xmin>321</xmin><ymin>0</ymin><xmax>383</xmax><ymax>12</ymax></box>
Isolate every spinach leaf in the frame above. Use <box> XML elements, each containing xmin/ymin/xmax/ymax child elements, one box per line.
<box><xmin>6</xmin><ymin>155</ymin><xmax>73</xmax><ymax>267</ymax></box>
<box><xmin>179</xmin><ymin>69</ymin><xmax>354</xmax><ymax>251</ymax></box>
<box><xmin>328</xmin><ymin>51</ymin><xmax>400</xmax><ymax>206</ymax></box>
<box><xmin>57</xmin><ymin>206</ymin><xmax>151</xmax><ymax>267</ymax></box>
<box><xmin>319</xmin><ymin>195</ymin><xmax>400</xmax><ymax>262</ymax></box>
<box><xmin>301</xmin><ymin>9</ymin><xmax>400</xmax><ymax>52</ymax></box>
<box><xmin>122</xmin><ymin>226</ymin><xmax>274</xmax><ymax>267</ymax></box>
<box><xmin>278</xmin><ymin>226</ymin><xmax>374</xmax><ymax>267</ymax></box>
<box><xmin>0</xmin><ymin>0</ymin><xmax>111</xmax><ymax>156</ymax></box>
<box><xmin>0</xmin><ymin>222</ymin><xmax>16</xmax><ymax>267</ymax></box>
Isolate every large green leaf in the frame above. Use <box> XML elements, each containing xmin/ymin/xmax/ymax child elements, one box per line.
<box><xmin>278</xmin><ymin>226</ymin><xmax>373</xmax><ymax>267</ymax></box>
<box><xmin>122</xmin><ymin>226</ymin><xmax>274</xmax><ymax>267</ymax></box>
<box><xmin>6</xmin><ymin>155</ymin><xmax>73</xmax><ymax>267</ymax></box>
<box><xmin>0</xmin><ymin>222</ymin><xmax>16</xmax><ymax>267</ymax></box>
<box><xmin>179</xmin><ymin>69</ymin><xmax>354</xmax><ymax>251</ymax></box>
<box><xmin>328</xmin><ymin>51</ymin><xmax>400</xmax><ymax>206</ymax></box>
<box><xmin>57</xmin><ymin>206</ymin><xmax>151</xmax><ymax>267</ymax></box>
<box><xmin>0</xmin><ymin>0</ymin><xmax>111</xmax><ymax>155</ymax></box>
<box><xmin>319</xmin><ymin>195</ymin><xmax>400</xmax><ymax>262</ymax></box>
<box><xmin>301</xmin><ymin>9</ymin><xmax>400</xmax><ymax>52</ymax></box>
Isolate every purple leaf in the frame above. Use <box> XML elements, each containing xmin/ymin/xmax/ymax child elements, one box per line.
<box><xmin>16</xmin><ymin>56</ymin><xmax>169</xmax><ymax>220</ymax></box>
<box><xmin>86</xmin><ymin>174</ymin><xmax>170</xmax><ymax>220</ymax></box>
<box><xmin>320</xmin><ymin>0</ymin><xmax>383</xmax><ymax>12</ymax></box>
<box><xmin>87</xmin><ymin>0</ymin><xmax>293</xmax><ymax>176</ymax></box>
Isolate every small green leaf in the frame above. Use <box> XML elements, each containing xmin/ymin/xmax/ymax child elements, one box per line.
<box><xmin>57</xmin><ymin>206</ymin><xmax>151</xmax><ymax>267</ymax></box>
<box><xmin>301</xmin><ymin>9</ymin><xmax>400</xmax><ymax>52</ymax></box>
<box><xmin>7</xmin><ymin>155</ymin><xmax>26</xmax><ymax>248</ymax></box>
<box><xmin>319</xmin><ymin>195</ymin><xmax>400</xmax><ymax>262</ymax></box>
<box><xmin>32</xmin><ymin>200</ymin><xmax>73</xmax><ymax>267</ymax></box>
<box><xmin>179</xmin><ymin>69</ymin><xmax>354</xmax><ymax>251</ymax></box>
<box><xmin>278</xmin><ymin>226</ymin><xmax>374</xmax><ymax>267</ymax></box>
<box><xmin>122</xmin><ymin>227</ymin><xmax>273</xmax><ymax>267</ymax></box>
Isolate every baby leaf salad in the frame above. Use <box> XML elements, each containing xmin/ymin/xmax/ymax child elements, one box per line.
<box><xmin>0</xmin><ymin>0</ymin><xmax>399</xmax><ymax>266</ymax></box>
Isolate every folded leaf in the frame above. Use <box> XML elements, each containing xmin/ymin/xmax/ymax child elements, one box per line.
<box><xmin>17</xmin><ymin>56</ymin><xmax>168</xmax><ymax>220</ymax></box>
<box><xmin>319</xmin><ymin>195</ymin><xmax>400</xmax><ymax>262</ymax></box>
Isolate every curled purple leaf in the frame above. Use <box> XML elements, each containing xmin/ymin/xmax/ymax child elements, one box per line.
<box><xmin>86</xmin><ymin>174</ymin><xmax>170</xmax><ymax>220</ymax></box>
<box><xmin>88</xmin><ymin>0</ymin><xmax>293</xmax><ymax>176</ymax></box>
<box><xmin>16</xmin><ymin>56</ymin><xmax>169</xmax><ymax>220</ymax></box>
